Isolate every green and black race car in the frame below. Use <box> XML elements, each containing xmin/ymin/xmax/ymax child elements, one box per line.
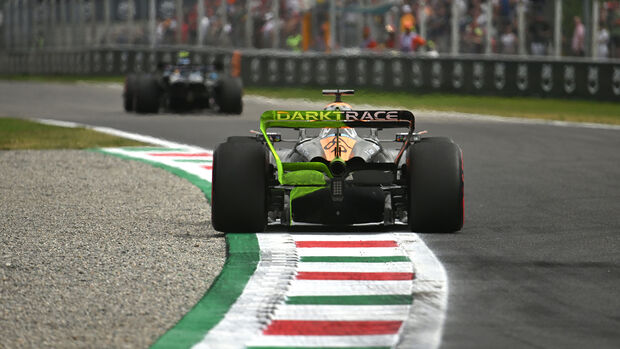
<box><xmin>212</xmin><ymin>90</ymin><xmax>464</xmax><ymax>233</ymax></box>
<box><xmin>123</xmin><ymin>51</ymin><xmax>242</xmax><ymax>114</ymax></box>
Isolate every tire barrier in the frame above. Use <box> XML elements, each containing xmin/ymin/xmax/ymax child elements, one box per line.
<box><xmin>1</xmin><ymin>47</ymin><xmax>619</xmax><ymax>101</ymax></box>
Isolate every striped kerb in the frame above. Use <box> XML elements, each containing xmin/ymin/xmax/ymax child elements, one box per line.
<box><xmin>247</xmin><ymin>347</ymin><xmax>391</xmax><ymax>349</ymax></box>
<box><xmin>296</xmin><ymin>240</ymin><xmax>398</xmax><ymax>248</ymax></box>
<box><xmin>296</xmin><ymin>272</ymin><xmax>414</xmax><ymax>280</ymax></box>
<box><xmin>300</xmin><ymin>256</ymin><xmax>410</xmax><ymax>263</ymax></box>
<box><xmin>286</xmin><ymin>295</ymin><xmax>413</xmax><ymax>305</ymax></box>
<box><xmin>257</xmin><ymin>238</ymin><xmax>414</xmax><ymax>346</ymax></box>
<box><xmin>263</xmin><ymin>320</ymin><xmax>403</xmax><ymax>336</ymax></box>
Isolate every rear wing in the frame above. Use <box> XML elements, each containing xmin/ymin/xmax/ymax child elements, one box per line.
<box><xmin>259</xmin><ymin>110</ymin><xmax>416</xmax><ymax>184</ymax></box>
<box><xmin>260</xmin><ymin>110</ymin><xmax>415</xmax><ymax>130</ymax></box>
<box><xmin>322</xmin><ymin>89</ymin><xmax>354</xmax><ymax>102</ymax></box>
<box><xmin>322</xmin><ymin>89</ymin><xmax>354</xmax><ymax>96</ymax></box>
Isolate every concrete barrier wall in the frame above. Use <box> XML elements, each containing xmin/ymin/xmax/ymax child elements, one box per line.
<box><xmin>2</xmin><ymin>47</ymin><xmax>619</xmax><ymax>101</ymax></box>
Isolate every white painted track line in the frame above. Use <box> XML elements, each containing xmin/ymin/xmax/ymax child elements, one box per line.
<box><xmin>246</xmin><ymin>334</ymin><xmax>399</xmax><ymax>347</ymax></box>
<box><xmin>292</xmin><ymin>233</ymin><xmax>402</xmax><ymax>241</ymax></box>
<box><xmin>296</xmin><ymin>247</ymin><xmax>406</xmax><ymax>257</ymax></box>
<box><xmin>36</xmin><ymin>118</ymin><xmax>205</xmax><ymax>150</ymax></box>
<box><xmin>271</xmin><ymin>304</ymin><xmax>411</xmax><ymax>321</ymax></box>
<box><xmin>296</xmin><ymin>262</ymin><xmax>413</xmax><ymax>273</ymax></box>
<box><xmin>395</xmin><ymin>233</ymin><xmax>448</xmax><ymax>349</ymax></box>
<box><xmin>287</xmin><ymin>280</ymin><xmax>412</xmax><ymax>296</ymax></box>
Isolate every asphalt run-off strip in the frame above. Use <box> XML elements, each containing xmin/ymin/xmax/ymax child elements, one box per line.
<box><xmin>97</xmin><ymin>145</ymin><xmax>448</xmax><ymax>349</ymax></box>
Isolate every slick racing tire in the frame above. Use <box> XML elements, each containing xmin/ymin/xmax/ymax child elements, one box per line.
<box><xmin>134</xmin><ymin>74</ymin><xmax>160</xmax><ymax>114</ymax></box>
<box><xmin>407</xmin><ymin>137</ymin><xmax>464</xmax><ymax>233</ymax></box>
<box><xmin>211</xmin><ymin>141</ymin><xmax>267</xmax><ymax>232</ymax></box>
<box><xmin>214</xmin><ymin>76</ymin><xmax>243</xmax><ymax>114</ymax></box>
<box><xmin>123</xmin><ymin>74</ymin><xmax>137</xmax><ymax>112</ymax></box>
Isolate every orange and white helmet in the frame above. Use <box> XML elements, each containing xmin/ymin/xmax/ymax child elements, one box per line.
<box><xmin>323</xmin><ymin>102</ymin><xmax>353</xmax><ymax>111</ymax></box>
<box><xmin>321</xmin><ymin>101</ymin><xmax>356</xmax><ymax>139</ymax></box>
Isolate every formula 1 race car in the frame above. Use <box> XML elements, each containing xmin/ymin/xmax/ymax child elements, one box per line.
<box><xmin>212</xmin><ymin>90</ymin><xmax>463</xmax><ymax>233</ymax></box>
<box><xmin>123</xmin><ymin>52</ymin><xmax>242</xmax><ymax>114</ymax></box>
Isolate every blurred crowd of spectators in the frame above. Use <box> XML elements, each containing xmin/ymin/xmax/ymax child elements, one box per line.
<box><xmin>8</xmin><ymin>0</ymin><xmax>619</xmax><ymax>59</ymax></box>
<box><xmin>142</xmin><ymin>0</ymin><xmax>620</xmax><ymax>58</ymax></box>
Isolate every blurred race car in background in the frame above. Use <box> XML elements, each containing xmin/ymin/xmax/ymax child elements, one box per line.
<box><xmin>123</xmin><ymin>51</ymin><xmax>242</xmax><ymax>114</ymax></box>
<box><xmin>211</xmin><ymin>89</ymin><xmax>464</xmax><ymax>233</ymax></box>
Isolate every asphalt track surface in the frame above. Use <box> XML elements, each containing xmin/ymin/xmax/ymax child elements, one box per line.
<box><xmin>1</xmin><ymin>81</ymin><xmax>619</xmax><ymax>348</ymax></box>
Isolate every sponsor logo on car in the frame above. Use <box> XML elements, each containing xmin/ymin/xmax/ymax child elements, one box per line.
<box><xmin>276</xmin><ymin>111</ymin><xmax>341</xmax><ymax>120</ymax></box>
<box><xmin>275</xmin><ymin>111</ymin><xmax>400</xmax><ymax>121</ymax></box>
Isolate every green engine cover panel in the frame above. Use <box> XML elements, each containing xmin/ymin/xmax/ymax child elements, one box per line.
<box><xmin>282</xmin><ymin>170</ymin><xmax>326</xmax><ymax>186</ymax></box>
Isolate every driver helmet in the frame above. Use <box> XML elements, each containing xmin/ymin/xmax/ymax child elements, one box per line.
<box><xmin>321</xmin><ymin>102</ymin><xmax>357</xmax><ymax>138</ymax></box>
<box><xmin>324</xmin><ymin>102</ymin><xmax>352</xmax><ymax>111</ymax></box>
<box><xmin>177</xmin><ymin>50</ymin><xmax>191</xmax><ymax>65</ymax></box>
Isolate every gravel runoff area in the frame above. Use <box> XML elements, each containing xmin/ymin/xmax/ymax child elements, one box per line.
<box><xmin>0</xmin><ymin>150</ymin><xmax>225</xmax><ymax>348</ymax></box>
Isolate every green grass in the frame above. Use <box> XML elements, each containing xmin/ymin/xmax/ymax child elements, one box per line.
<box><xmin>0</xmin><ymin>118</ymin><xmax>147</xmax><ymax>150</ymax></box>
<box><xmin>245</xmin><ymin>87</ymin><xmax>620</xmax><ymax>125</ymax></box>
<box><xmin>0</xmin><ymin>74</ymin><xmax>124</xmax><ymax>84</ymax></box>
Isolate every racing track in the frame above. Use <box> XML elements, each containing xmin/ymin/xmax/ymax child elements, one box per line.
<box><xmin>1</xmin><ymin>81</ymin><xmax>619</xmax><ymax>348</ymax></box>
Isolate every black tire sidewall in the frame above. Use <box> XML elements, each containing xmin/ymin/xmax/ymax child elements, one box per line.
<box><xmin>407</xmin><ymin>137</ymin><xmax>464</xmax><ymax>232</ymax></box>
<box><xmin>214</xmin><ymin>76</ymin><xmax>243</xmax><ymax>114</ymax></box>
<box><xmin>212</xmin><ymin>141</ymin><xmax>268</xmax><ymax>232</ymax></box>
<box><xmin>134</xmin><ymin>74</ymin><xmax>160</xmax><ymax>114</ymax></box>
<box><xmin>123</xmin><ymin>74</ymin><xmax>137</xmax><ymax>112</ymax></box>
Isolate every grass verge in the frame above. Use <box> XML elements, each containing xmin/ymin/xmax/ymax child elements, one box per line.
<box><xmin>245</xmin><ymin>87</ymin><xmax>620</xmax><ymax>125</ymax></box>
<box><xmin>0</xmin><ymin>118</ymin><xmax>147</xmax><ymax>150</ymax></box>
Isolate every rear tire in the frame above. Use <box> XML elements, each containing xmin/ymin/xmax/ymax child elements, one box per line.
<box><xmin>211</xmin><ymin>141</ymin><xmax>267</xmax><ymax>232</ymax></box>
<box><xmin>407</xmin><ymin>137</ymin><xmax>464</xmax><ymax>232</ymax></box>
<box><xmin>214</xmin><ymin>76</ymin><xmax>243</xmax><ymax>114</ymax></box>
<box><xmin>123</xmin><ymin>74</ymin><xmax>137</xmax><ymax>112</ymax></box>
<box><xmin>134</xmin><ymin>74</ymin><xmax>161</xmax><ymax>114</ymax></box>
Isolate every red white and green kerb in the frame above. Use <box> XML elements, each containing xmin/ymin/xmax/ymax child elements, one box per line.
<box><xmin>98</xmin><ymin>146</ymin><xmax>447</xmax><ymax>349</ymax></box>
<box><xmin>100</xmin><ymin>146</ymin><xmax>214</xmax><ymax>181</ymax></box>
<box><xmin>246</xmin><ymin>235</ymin><xmax>415</xmax><ymax>348</ymax></box>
